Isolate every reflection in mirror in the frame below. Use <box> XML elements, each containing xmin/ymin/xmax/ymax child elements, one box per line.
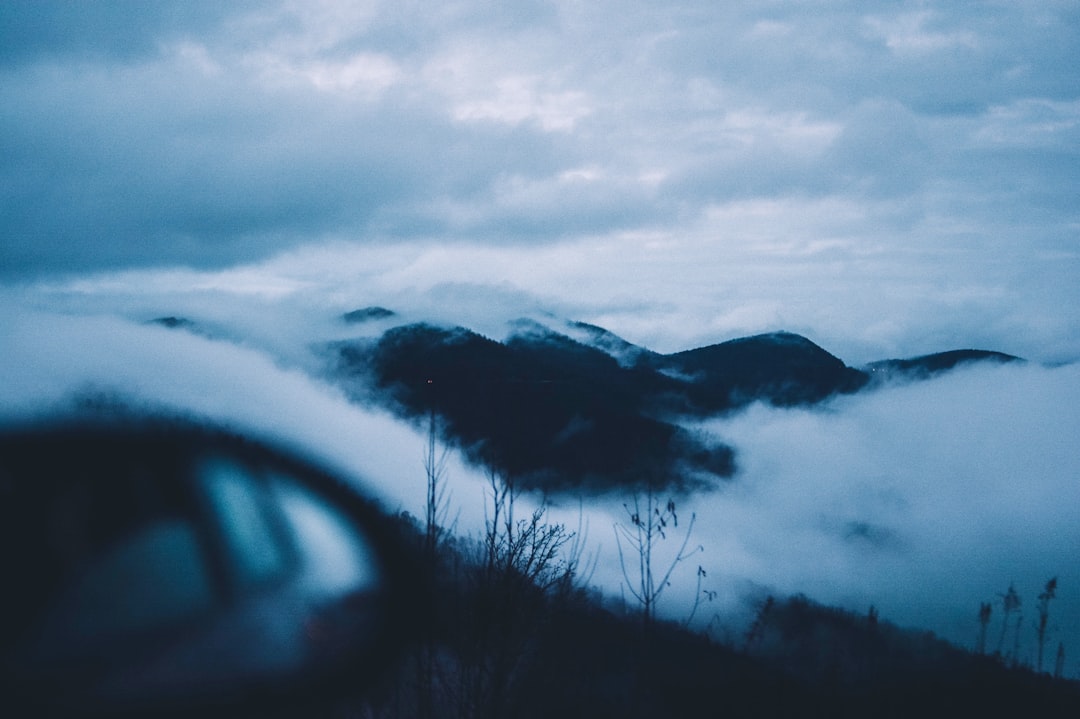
<box><xmin>268</xmin><ymin>470</ymin><xmax>380</xmax><ymax>596</ymax></box>
<box><xmin>199</xmin><ymin>457</ymin><xmax>291</xmax><ymax>590</ymax></box>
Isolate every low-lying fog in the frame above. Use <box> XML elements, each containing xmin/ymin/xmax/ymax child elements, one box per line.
<box><xmin>3</xmin><ymin>299</ymin><xmax>1078</xmax><ymax>677</ymax></box>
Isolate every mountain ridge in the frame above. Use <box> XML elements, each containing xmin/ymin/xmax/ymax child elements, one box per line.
<box><xmin>326</xmin><ymin>310</ymin><xmax>1022</xmax><ymax>493</ymax></box>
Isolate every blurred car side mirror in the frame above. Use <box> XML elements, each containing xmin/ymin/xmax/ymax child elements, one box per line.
<box><xmin>0</xmin><ymin>417</ymin><xmax>420</xmax><ymax>717</ymax></box>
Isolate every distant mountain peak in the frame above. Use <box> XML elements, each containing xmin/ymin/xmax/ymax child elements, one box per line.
<box><xmin>506</xmin><ymin>316</ymin><xmax>558</xmax><ymax>340</ymax></box>
<box><xmin>148</xmin><ymin>316</ymin><xmax>195</xmax><ymax>330</ymax></box>
<box><xmin>341</xmin><ymin>306</ymin><xmax>396</xmax><ymax>324</ymax></box>
<box><xmin>644</xmin><ymin>330</ymin><xmax>868</xmax><ymax>412</ymax></box>
<box><xmin>865</xmin><ymin>349</ymin><xmax>1022</xmax><ymax>381</ymax></box>
<box><xmin>564</xmin><ymin>320</ymin><xmax>655</xmax><ymax>367</ymax></box>
<box><xmin>732</xmin><ymin>330</ymin><xmax>820</xmax><ymax>347</ymax></box>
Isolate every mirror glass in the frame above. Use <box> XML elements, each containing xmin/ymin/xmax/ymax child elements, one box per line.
<box><xmin>200</xmin><ymin>456</ymin><xmax>292</xmax><ymax>589</ymax></box>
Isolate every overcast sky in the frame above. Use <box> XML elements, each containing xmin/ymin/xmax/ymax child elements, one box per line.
<box><xmin>2</xmin><ymin>0</ymin><xmax>1078</xmax><ymax>361</ymax></box>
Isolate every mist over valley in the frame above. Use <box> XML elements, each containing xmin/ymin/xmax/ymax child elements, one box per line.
<box><xmin>3</xmin><ymin>295</ymin><xmax>1076</xmax><ymax>685</ymax></box>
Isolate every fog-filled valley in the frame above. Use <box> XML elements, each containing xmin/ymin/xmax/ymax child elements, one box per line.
<box><xmin>4</xmin><ymin>289</ymin><xmax>1078</xmax><ymax>689</ymax></box>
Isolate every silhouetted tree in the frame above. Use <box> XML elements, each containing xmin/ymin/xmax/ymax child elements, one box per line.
<box><xmin>683</xmin><ymin>564</ymin><xmax>716</xmax><ymax>628</ymax></box>
<box><xmin>977</xmin><ymin>602</ymin><xmax>992</xmax><ymax>655</ymax></box>
<box><xmin>481</xmin><ymin>470</ymin><xmax>577</xmax><ymax>590</ymax></box>
<box><xmin>417</xmin><ymin>404</ymin><xmax>453</xmax><ymax>719</ymax></box>
<box><xmin>1055</xmin><ymin>642</ymin><xmax>1066</xmax><ymax>680</ymax></box>
<box><xmin>996</xmin><ymin>582</ymin><xmax>1021</xmax><ymax>657</ymax></box>
<box><xmin>1035</xmin><ymin>577</ymin><xmax>1058</xmax><ymax>673</ymax></box>
<box><xmin>614</xmin><ymin>483</ymin><xmax>701</xmax><ymax>626</ymax></box>
<box><xmin>744</xmin><ymin>595</ymin><xmax>775</xmax><ymax>651</ymax></box>
<box><xmin>1011</xmin><ymin>611</ymin><xmax>1024</xmax><ymax>668</ymax></box>
<box><xmin>423</xmin><ymin>402</ymin><xmax>453</xmax><ymax>560</ymax></box>
<box><xmin>456</xmin><ymin>468</ymin><xmax>580</xmax><ymax>718</ymax></box>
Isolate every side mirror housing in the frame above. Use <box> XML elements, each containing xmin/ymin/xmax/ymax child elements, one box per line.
<box><xmin>0</xmin><ymin>417</ymin><xmax>421</xmax><ymax>717</ymax></box>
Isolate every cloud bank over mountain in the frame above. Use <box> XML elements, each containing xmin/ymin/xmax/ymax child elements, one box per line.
<box><xmin>692</xmin><ymin>362</ymin><xmax>1080</xmax><ymax>658</ymax></box>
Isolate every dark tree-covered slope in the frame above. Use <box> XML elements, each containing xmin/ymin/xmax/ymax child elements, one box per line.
<box><xmin>335</xmin><ymin>323</ymin><xmax>733</xmax><ymax>491</ymax></box>
<box><xmin>330</xmin><ymin>313</ymin><xmax>1021</xmax><ymax>494</ymax></box>
<box><xmin>641</xmin><ymin>331</ymin><xmax>870</xmax><ymax>414</ymax></box>
<box><xmin>866</xmin><ymin>349</ymin><xmax>1022</xmax><ymax>382</ymax></box>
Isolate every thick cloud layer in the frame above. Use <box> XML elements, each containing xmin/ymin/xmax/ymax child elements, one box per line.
<box><xmin>0</xmin><ymin>303</ymin><xmax>495</xmax><ymax>532</ymax></box>
<box><xmin>2</xmin><ymin>1</ymin><xmax>1078</xmax><ymax>362</ymax></box>
<box><xmin>693</xmin><ymin>363</ymin><xmax>1080</xmax><ymax>662</ymax></box>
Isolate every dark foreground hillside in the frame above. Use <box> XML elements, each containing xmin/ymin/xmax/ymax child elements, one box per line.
<box><xmin>339</xmin><ymin>512</ymin><xmax>1080</xmax><ymax>719</ymax></box>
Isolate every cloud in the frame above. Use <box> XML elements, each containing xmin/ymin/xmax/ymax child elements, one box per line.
<box><xmin>627</xmin><ymin>361</ymin><xmax>1080</xmax><ymax>669</ymax></box>
<box><xmin>0</xmin><ymin>302</ymin><xmax>496</xmax><ymax>529</ymax></box>
<box><xmin>0</xmin><ymin>0</ymin><xmax>248</xmax><ymax>64</ymax></box>
<box><xmin>3</xmin><ymin>0</ymin><xmax>1077</xmax><ymax>286</ymax></box>
<box><xmin>19</xmin><ymin>220</ymin><xmax>1079</xmax><ymax>370</ymax></box>
<box><xmin>863</xmin><ymin>10</ymin><xmax>979</xmax><ymax>55</ymax></box>
<box><xmin>0</xmin><ymin>2</ymin><xmax>584</xmax><ymax>277</ymax></box>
